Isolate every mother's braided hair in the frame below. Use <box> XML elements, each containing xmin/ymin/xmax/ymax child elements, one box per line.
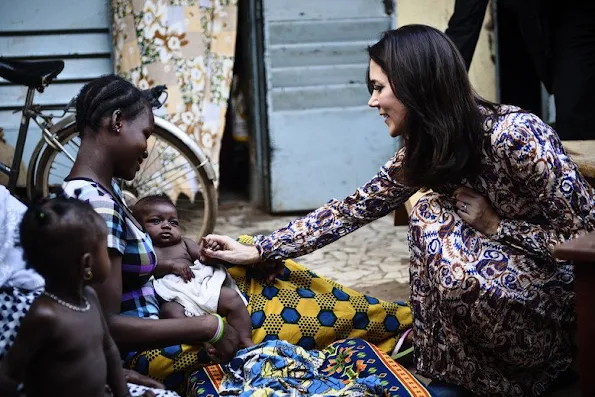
<box><xmin>75</xmin><ymin>74</ymin><xmax>151</xmax><ymax>137</ymax></box>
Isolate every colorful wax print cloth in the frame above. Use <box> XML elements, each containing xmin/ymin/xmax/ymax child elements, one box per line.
<box><xmin>220</xmin><ymin>340</ymin><xmax>384</xmax><ymax>396</ymax></box>
<box><xmin>188</xmin><ymin>339</ymin><xmax>431</xmax><ymax>397</ymax></box>
<box><xmin>124</xmin><ymin>256</ymin><xmax>412</xmax><ymax>395</ymax></box>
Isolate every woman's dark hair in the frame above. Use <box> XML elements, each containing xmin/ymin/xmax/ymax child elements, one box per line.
<box><xmin>19</xmin><ymin>195</ymin><xmax>107</xmax><ymax>279</ymax></box>
<box><xmin>75</xmin><ymin>74</ymin><xmax>151</xmax><ymax>137</ymax></box>
<box><xmin>367</xmin><ymin>24</ymin><xmax>498</xmax><ymax>189</ymax></box>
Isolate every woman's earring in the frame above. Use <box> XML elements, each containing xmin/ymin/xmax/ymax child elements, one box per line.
<box><xmin>113</xmin><ymin>125</ymin><xmax>121</xmax><ymax>134</ymax></box>
<box><xmin>83</xmin><ymin>269</ymin><xmax>93</xmax><ymax>281</ymax></box>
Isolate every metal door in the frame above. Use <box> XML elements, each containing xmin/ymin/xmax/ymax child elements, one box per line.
<box><xmin>261</xmin><ymin>0</ymin><xmax>397</xmax><ymax>212</ymax></box>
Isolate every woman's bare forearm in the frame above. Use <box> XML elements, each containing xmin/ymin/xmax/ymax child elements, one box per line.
<box><xmin>106</xmin><ymin>314</ymin><xmax>218</xmax><ymax>351</ymax></box>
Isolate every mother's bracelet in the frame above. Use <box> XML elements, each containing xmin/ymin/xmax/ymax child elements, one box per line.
<box><xmin>207</xmin><ymin>313</ymin><xmax>225</xmax><ymax>344</ymax></box>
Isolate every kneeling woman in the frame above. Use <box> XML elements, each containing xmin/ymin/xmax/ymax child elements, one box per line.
<box><xmin>201</xmin><ymin>25</ymin><xmax>594</xmax><ymax>396</ymax></box>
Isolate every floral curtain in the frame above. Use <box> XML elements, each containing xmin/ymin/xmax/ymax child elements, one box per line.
<box><xmin>111</xmin><ymin>0</ymin><xmax>238</xmax><ymax>188</ymax></box>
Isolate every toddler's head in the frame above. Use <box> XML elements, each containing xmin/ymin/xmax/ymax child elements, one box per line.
<box><xmin>20</xmin><ymin>197</ymin><xmax>110</xmax><ymax>286</ymax></box>
<box><xmin>133</xmin><ymin>195</ymin><xmax>182</xmax><ymax>247</ymax></box>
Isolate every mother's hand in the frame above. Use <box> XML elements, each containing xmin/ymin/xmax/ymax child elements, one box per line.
<box><xmin>454</xmin><ymin>187</ymin><xmax>501</xmax><ymax>235</ymax></box>
<box><xmin>207</xmin><ymin>320</ymin><xmax>240</xmax><ymax>363</ymax></box>
<box><xmin>199</xmin><ymin>235</ymin><xmax>261</xmax><ymax>266</ymax></box>
<box><xmin>250</xmin><ymin>260</ymin><xmax>285</xmax><ymax>283</ymax></box>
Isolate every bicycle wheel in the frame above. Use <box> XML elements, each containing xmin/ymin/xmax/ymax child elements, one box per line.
<box><xmin>31</xmin><ymin>123</ymin><xmax>217</xmax><ymax>240</ymax></box>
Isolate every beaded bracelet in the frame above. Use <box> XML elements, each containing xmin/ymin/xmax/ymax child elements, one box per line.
<box><xmin>207</xmin><ymin>313</ymin><xmax>225</xmax><ymax>344</ymax></box>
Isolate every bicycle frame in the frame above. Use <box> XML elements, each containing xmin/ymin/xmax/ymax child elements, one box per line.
<box><xmin>1</xmin><ymin>87</ymin><xmax>36</xmax><ymax>193</ymax></box>
<box><xmin>1</xmin><ymin>86</ymin><xmax>78</xmax><ymax>194</ymax></box>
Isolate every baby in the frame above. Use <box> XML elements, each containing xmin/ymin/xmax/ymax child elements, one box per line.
<box><xmin>0</xmin><ymin>197</ymin><xmax>136</xmax><ymax>397</ymax></box>
<box><xmin>132</xmin><ymin>195</ymin><xmax>253</xmax><ymax>348</ymax></box>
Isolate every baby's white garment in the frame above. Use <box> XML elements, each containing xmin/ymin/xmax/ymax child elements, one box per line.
<box><xmin>153</xmin><ymin>261</ymin><xmax>247</xmax><ymax>317</ymax></box>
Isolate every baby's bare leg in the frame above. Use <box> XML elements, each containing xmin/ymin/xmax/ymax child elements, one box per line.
<box><xmin>160</xmin><ymin>301</ymin><xmax>186</xmax><ymax>319</ymax></box>
<box><xmin>218</xmin><ymin>287</ymin><xmax>253</xmax><ymax>348</ymax></box>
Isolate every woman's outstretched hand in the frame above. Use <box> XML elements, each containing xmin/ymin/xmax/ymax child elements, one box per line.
<box><xmin>199</xmin><ymin>235</ymin><xmax>261</xmax><ymax>266</ymax></box>
<box><xmin>199</xmin><ymin>234</ymin><xmax>285</xmax><ymax>282</ymax></box>
<box><xmin>454</xmin><ymin>187</ymin><xmax>501</xmax><ymax>235</ymax></box>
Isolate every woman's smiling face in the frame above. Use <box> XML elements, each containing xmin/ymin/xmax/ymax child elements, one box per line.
<box><xmin>367</xmin><ymin>60</ymin><xmax>408</xmax><ymax>138</ymax></box>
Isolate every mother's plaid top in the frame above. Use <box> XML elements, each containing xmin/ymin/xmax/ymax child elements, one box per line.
<box><xmin>63</xmin><ymin>178</ymin><xmax>159</xmax><ymax>319</ymax></box>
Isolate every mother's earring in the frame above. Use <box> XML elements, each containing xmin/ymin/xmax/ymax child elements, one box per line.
<box><xmin>83</xmin><ymin>269</ymin><xmax>93</xmax><ymax>281</ymax></box>
<box><xmin>112</xmin><ymin>109</ymin><xmax>123</xmax><ymax>133</ymax></box>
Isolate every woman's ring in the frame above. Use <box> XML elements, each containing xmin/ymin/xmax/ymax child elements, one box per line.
<box><xmin>462</xmin><ymin>203</ymin><xmax>467</xmax><ymax>211</ymax></box>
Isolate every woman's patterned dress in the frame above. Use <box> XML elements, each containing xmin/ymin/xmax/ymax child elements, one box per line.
<box><xmin>254</xmin><ymin>106</ymin><xmax>595</xmax><ymax>396</ymax></box>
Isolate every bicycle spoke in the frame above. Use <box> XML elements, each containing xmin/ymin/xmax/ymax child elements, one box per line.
<box><xmin>49</xmin><ymin>158</ymin><xmax>75</xmax><ymax>169</ymax></box>
<box><xmin>137</xmin><ymin>144</ymin><xmax>173</xmax><ymax>178</ymax></box>
<box><xmin>48</xmin><ymin>171</ymin><xmax>69</xmax><ymax>184</ymax></box>
<box><xmin>49</xmin><ymin>163</ymin><xmax>70</xmax><ymax>174</ymax></box>
<box><xmin>157</xmin><ymin>173</ymin><xmax>197</xmax><ymax>191</ymax></box>
<box><xmin>135</xmin><ymin>161</ymin><xmax>197</xmax><ymax>187</ymax></box>
<box><xmin>51</xmin><ymin>142</ymin><xmax>77</xmax><ymax>163</ymax></box>
<box><xmin>137</xmin><ymin>170</ymin><xmax>198</xmax><ymax>196</ymax></box>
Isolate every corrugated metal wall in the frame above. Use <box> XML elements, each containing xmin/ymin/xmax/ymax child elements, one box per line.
<box><xmin>262</xmin><ymin>0</ymin><xmax>398</xmax><ymax>212</ymax></box>
<box><xmin>0</xmin><ymin>0</ymin><xmax>112</xmax><ymax>168</ymax></box>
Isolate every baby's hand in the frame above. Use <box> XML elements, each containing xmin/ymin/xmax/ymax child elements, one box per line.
<box><xmin>198</xmin><ymin>237</ymin><xmax>224</xmax><ymax>266</ymax></box>
<box><xmin>171</xmin><ymin>263</ymin><xmax>194</xmax><ymax>282</ymax></box>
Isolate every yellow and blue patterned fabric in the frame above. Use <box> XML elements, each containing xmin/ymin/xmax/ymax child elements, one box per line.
<box><xmin>120</xmin><ymin>236</ymin><xmax>413</xmax><ymax>394</ymax></box>
<box><xmin>124</xmin><ymin>258</ymin><xmax>412</xmax><ymax>394</ymax></box>
<box><xmin>188</xmin><ymin>339</ymin><xmax>431</xmax><ymax>396</ymax></box>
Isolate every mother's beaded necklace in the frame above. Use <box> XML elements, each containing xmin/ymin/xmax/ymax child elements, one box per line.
<box><xmin>43</xmin><ymin>291</ymin><xmax>90</xmax><ymax>312</ymax></box>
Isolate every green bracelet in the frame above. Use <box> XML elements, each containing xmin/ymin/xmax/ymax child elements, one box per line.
<box><xmin>207</xmin><ymin>314</ymin><xmax>224</xmax><ymax>344</ymax></box>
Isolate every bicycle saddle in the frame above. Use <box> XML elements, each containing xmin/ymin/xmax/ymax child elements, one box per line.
<box><xmin>0</xmin><ymin>58</ymin><xmax>64</xmax><ymax>90</ymax></box>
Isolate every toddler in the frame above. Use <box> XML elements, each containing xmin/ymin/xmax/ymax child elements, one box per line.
<box><xmin>0</xmin><ymin>197</ymin><xmax>137</xmax><ymax>397</ymax></box>
<box><xmin>132</xmin><ymin>195</ymin><xmax>253</xmax><ymax>348</ymax></box>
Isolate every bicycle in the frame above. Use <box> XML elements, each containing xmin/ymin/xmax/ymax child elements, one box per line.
<box><xmin>0</xmin><ymin>58</ymin><xmax>218</xmax><ymax>240</ymax></box>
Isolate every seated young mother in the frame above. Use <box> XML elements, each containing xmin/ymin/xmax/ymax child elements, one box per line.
<box><xmin>201</xmin><ymin>25</ymin><xmax>595</xmax><ymax>396</ymax></box>
<box><xmin>61</xmin><ymin>75</ymin><xmax>415</xmax><ymax>395</ymax></box>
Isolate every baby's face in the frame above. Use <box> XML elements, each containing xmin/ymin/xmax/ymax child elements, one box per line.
<box><xmin>140</xmin><ymin>202</ymin><xmax>183</xmax><ymax>247</ymax></box>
